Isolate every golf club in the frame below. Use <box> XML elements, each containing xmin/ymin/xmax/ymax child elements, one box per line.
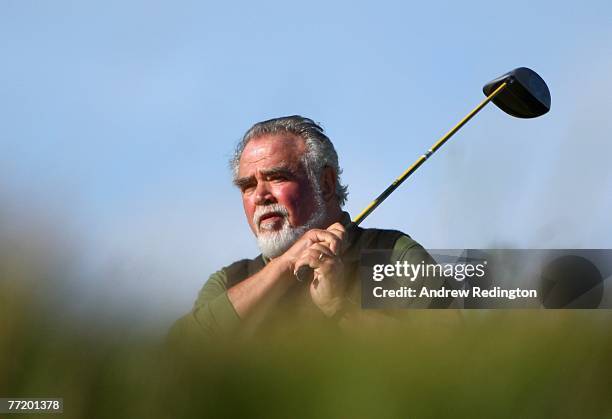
<box><xmin>296</xmin><ymin>67</ymin><xmax>551</xmax><ymax>282</ymax></box>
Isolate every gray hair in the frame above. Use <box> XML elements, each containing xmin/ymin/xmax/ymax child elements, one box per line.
<box><xmin>230</xmin><ymin>115</ymin><xmax>349</xmax><ymax>206</ymax></box>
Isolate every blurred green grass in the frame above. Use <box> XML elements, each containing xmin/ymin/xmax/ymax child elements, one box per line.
<box><xmin>2</xmin><ymin>233</ymin><xmax>612</xmax><ymax>418</ymax></box>
<box><xmin>2</xmin><ymin>278</ymin><xmax>612</xmax><ymax>418</ymax></box>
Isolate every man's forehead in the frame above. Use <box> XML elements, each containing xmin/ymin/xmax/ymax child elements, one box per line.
<box><xmin>238</xmin><ymin>133</ymin><xmax>305</xmax><ymax>174</ymax></box>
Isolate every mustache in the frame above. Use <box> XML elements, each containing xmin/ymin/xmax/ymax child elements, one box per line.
<box><xmin>253</xmin><ymin>203</ymin><xmax>290</xmax><ymax>227</ymax></box>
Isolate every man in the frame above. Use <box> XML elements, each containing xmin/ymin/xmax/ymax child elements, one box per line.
<box><xmin>169</xmin><ymin>115</ymin><xmax>440</xmax><ymax>341</ymax></box>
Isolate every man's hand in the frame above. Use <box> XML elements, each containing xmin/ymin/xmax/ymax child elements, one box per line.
<box><xmin>290</xmin><ymin>223</ymin><xmax>348</xmax><ymax>317</ymax></box>
<box><xmin>230</xmin><ymin>222</ymin><xmax>346</xmax><ymax>322</ymax></box>
<box><xmin>278</xmin><ymin>222</ymin><xmax>345</xmax><ymax>272</ymax></box>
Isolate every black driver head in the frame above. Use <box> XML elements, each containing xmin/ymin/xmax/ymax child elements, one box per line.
<box><xmin>483</xmin><ymin>67</ymin><xmax>551</xmax><ymax>118</ymax></box>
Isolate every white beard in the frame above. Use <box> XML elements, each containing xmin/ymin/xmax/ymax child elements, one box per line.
<box><xmin>254</xmin><ymin>189</ymin><xmax>327</xmax><ymax>259</ymax></box>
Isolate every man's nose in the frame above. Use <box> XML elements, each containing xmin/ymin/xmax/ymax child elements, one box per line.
<box><xmin>254</xmin><ymin>181</ymin><xmax>275</xmax><ymax>205</ymax></box>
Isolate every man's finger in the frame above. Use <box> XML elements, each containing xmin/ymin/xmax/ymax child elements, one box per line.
<box><xmin>308</xmin><ymin>242</ymin><xmax>336</xmax><ymax>259</ymax></box>
<box><xmin>305</xmin><ymin>229</ymin><xmax>342</xmax><ymax>255</ymax></box>
<box><xmin>326</xmin><ymin>222</ymin><xmax>346</xmax><ymax>241</ymax></box>
<box><xmin>327</xmin><ymin>222</ymin><xmax>345</xmax><ymax>233</ymax></box>
<box><xmin>293</xmin><ymin>248</ymin><xmax>337</xmax><ymax>276</ymax></box>
<box><xmin>327</xmin><ymin>222</ymin><xmax>349</xmax><ymax>254</ymax></box>
<box><xmin>292</xmin><ymin>249</ymin><xmax>323</xmax><ymax>274</ymax></box>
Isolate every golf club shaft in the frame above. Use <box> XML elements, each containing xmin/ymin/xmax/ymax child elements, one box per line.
<box><xmin>295</xmin><ymin>82</ymin><xmax>508</xmax><ymax>282</ymax></box>
<box><xmin>352</xmin><ymin>81</ymin><xmax>508</xmax><ymax>226</ymax></box>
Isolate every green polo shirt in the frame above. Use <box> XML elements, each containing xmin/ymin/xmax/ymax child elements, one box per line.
<box><xmin>168</xmin><ymin>215</ymin><xmax>437</xmax><ymax>343</ymax></box>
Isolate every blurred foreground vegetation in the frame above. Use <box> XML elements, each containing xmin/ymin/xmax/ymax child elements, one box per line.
<box><xmin>1</xmin><ymin>215</ymin><xmax>612</xmax><ymax>419</ymax></box>
<box><xmin>3</xmin><ymin>274</ymin><xmax>612</xmax><ymax>418</ymax></box>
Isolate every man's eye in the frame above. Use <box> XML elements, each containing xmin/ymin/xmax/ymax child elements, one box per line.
<box><xmin>241</xmin><ymin>184</ymin><xmax>256</xmax><ymax>193</ymax></box>
<box><xmin>270</xmin><ymin>175</ymin><xmax>287</xmax><ymax>182</ymax></box>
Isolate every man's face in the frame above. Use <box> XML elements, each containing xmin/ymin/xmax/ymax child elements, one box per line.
<box><xmin>235</xmin><ymin>133</ymin><xmax>322</xmax><ymax>245</ymax></box>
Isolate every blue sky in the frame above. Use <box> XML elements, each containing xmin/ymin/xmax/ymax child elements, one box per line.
<box><xmin>1</xmin><ymin>0</ymin><xmax>611</xmax><ymax>327</ymax></box>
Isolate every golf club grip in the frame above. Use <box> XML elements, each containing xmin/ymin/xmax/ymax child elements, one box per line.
<box><xmin>294</xmin><ymin>221</ymin><xmax>358</xmax><ymax>282</ymax></box>
<box><xmin>295</xmin><ymin>265</ymin><xmax>315</xmax><ymax>282</ymax></box>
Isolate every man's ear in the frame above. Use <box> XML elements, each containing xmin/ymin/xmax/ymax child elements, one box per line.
<box><xmin>319</xmin><ymin>166</ymin><xmax>337</xmax><ymax>202</ymax></box>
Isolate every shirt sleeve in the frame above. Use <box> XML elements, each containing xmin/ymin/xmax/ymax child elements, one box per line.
<box><xmin>391</xmin><ymin>235</ymin><xmax>430</xmax><ymax>262</ymax></box>
<box><xmin>390</xmin><ymin>235</ymin><xmax>447</xmax><ymax>308</ymax></box>
<box><xmin>167</xmin><ymin>269</ymin><xmax>242</xmax><ymax>345</ymax></box>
